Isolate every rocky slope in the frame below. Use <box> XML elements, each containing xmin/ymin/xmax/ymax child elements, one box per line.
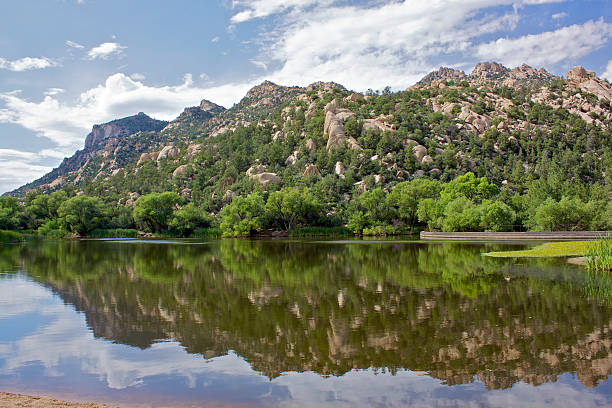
<box><xmin>10</xmin><ymin>113</ymin><xmax>168</xmax><ymax>196</ymax></box>
<box><xmin>7</xmin><ymin>61</ymin><xmax>611</xmax><ymax>204</ymax></box>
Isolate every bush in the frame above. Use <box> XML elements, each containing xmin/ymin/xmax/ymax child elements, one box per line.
<box><xmin>0</xmin><ymin>230</ymin><xmax>23</xmax><ymax>243</ymax></box>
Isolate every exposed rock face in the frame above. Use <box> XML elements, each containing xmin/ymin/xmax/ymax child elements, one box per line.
<box><xmin>567</xmin><ymin>66</ymin><xmax>596</xmax><ymax>82</ymax></box>
<box><xmin>305</xmin><ymin>139</ymin><xmax>316</xmax><ymax>151</ymax></box>
<box><xmin>286</xmin><ymin>151</ymin><xmax>299</xmax><ymax>166</ymax></box>
<box><xmin>324</xmin><ymin>100</ymin><xmax>362</xmax><ymax>152</ymax></box>
<box><xmin>246</xmin><ymin>164</ymin><xmax>280</xmax><ymax>187</ymax></box>
<box><xmin>413</xmin><ymin>145</ymin><xmax>428</xmax><ymax>163</ymax></box>
<box><xmin>417</xmin><ymin>67</ymin><xmax>467</xmax><ymax>86</ymax></box>
<box><xmin>172</xmin><ymin>164</ymin><xmax>192</xmax><ymax>179</ymax></box>
<box><xmin>246</xmin><ymin>164</ymin><xmax>267</xmax><ymax>177</ymax></box>
<box><xmin>469</xmin><ymin>62</ymin><xmax>510</xmax><ymax>83</ymax></box>
<box><xmin>566</xmin><ymin>66</ymin><xmax>612</xmax><ymax>102</ymax></box>
<box><xmin>303</xmin><ymin>164</ymin><xmax>320</xmax><ymax>177</ymax></box>
<box><xmin>157</xmin><ymin>145</ymin><xmax>180</xmax><ymax>161</ymax></box>
<box><xmin>251</xmin><ymin>172</ymin><xmax>281</xmax><ymax>187</ymax></box>
<box><xmin>335</xmin><ymin>161</ymin><xmax>346</xmax><ymax>176</ymax></box>
<box><xmin>137</xmin><ymin>151</ymin><xmax>160</xmax><ymax>166</ymax></box>
<box><xmin>84</xmin><ymin>112</ymin><xmax>167</xmax><ymax>149</ymax></box>
<box><xmin>199</xmin><ymin>99</ymin><xmax>226</xmax><ymax>115</ymax></box>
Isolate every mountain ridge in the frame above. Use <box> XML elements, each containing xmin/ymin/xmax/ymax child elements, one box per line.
<box><xmin>6</xmin><ymin>61</ymin><xmax>611</xmax><ymax>199</ymax></box>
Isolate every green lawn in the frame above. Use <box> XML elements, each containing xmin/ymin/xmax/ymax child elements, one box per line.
<box><xmin>483</xmin><ymin>241</ymin><xmax>592</xmax><ymax>258</ymax></box>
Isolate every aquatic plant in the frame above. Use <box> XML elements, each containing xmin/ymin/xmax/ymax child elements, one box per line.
<box><xmin>585</xmin><ymin>235</ymin><xmax>612</xmax><ymax>274</ymax></box>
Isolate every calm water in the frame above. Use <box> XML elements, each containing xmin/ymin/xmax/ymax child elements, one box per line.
<box><xmin>0</xmin><ymin>239</ymin><xmax>611</xmax><ymax>407</ymax></box>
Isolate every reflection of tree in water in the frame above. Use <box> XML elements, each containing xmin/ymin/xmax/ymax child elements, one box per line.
<box><xmin>16</xmin><ymin>239</ymin><xmax>612</xmax><ymax>389</ymax></box>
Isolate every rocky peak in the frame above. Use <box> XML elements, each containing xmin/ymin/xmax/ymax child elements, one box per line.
<box><xmin>245</xmin><ymin>80</ymin><xmax>286</xmax><ymax>99</ymax></box>
<box><xmin>567</xmin><ymin>66</ymin><xmax>596</xmax><ymax>83</ymax></box>
<box><xmin>199</xmin><ymin>99</ymin><xmax>226</xmax><ymax>115</ymax></box>
<box><xmin>84</xmin><ymin>112</ymin><xmax>167</xmax><ymax>150</ymax></box>
<box><xmin>417</xmin><ymin>67</ymin><xmax>467</xmax><ymax>85</ymax></box>
<box><xmin>306</xmin><ymin>81</ymin><xmax>347</xmax><ymax>93</ymax></box>
<box><xmin>469</xmin><ymin>62</ymin><xmax>510</xmax><ymax>81</ymax></box>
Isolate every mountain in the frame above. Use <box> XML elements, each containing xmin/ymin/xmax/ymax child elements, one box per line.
<box><xmin>10</xmin><ymin>112</ymin><xmax>168</xmax><ymax>196</ymax></box>
<box><xmin>7</xmin><ymin>62</ymin><xmax>611</xmax><ymax>211</ymax></box>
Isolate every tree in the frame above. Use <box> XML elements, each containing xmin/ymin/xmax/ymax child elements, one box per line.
<box><xmin>265</xmin><ymin>188</ymin><xmax>321</xmax><ymax>231</ymax></box>
<box><xmin>219</xmin><ymin>193</ymin><xmax>265</xmax><ymax>236</ymax></box>
<box><xmin>387</xmin><ymin>179</ymin><xmax>441</xmax><ymax>231</ymax></box>
<box><xmin>171</xmin><ymin>203</ymin><xmax>212</xmax><ymax>235</ymax></box>
<box><xmin>133</xmin><ymin>192</ymin><xmax>180</xmax><ymax>232</ymax></box>
<box><xmin>57</xmin><ymin>195</ymin><xmax>107</xmax><ymax>235</ymax></box>
<box><xmin>0</xmin><ymin>197</ymin><xmax>23</xmax><ymax>230</ymax></box>
<box><xmin>482</xmin><ymin>200</ymin><xmax>516</xmax><ymax>232</ymax></box>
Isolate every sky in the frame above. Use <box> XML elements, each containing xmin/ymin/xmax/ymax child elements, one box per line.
<box><xmin>0</xmin><ymin>0</ymin><xmax>611</xmax><ymax>194</ymax></box>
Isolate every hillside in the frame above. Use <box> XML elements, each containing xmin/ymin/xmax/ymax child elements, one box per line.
<box><xmin>4</xmin><ymin>61</ymin><xmax>612</xmax><ymax>235</ymax></box>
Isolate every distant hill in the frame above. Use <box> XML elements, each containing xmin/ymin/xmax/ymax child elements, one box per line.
<box><xmin>7</xmin><ymin>62</ymin><xmax>611</xmax><ymax>210</ymax></box>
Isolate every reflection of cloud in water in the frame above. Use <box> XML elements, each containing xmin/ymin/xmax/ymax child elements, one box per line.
<box><xmin>0</xmin><ymin>277</ymin><xmax>258</xmax><ymax>390</ymax></box>
<box><xmin>1</xmin><ymin>276</ymin><xmax>610</xmax><ymax>407</ymax></box>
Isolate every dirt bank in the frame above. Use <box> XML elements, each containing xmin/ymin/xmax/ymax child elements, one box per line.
<box><xmin>0</xmin><ymin>393</ymin><xmax>116</xmax><ymax>408</ymax></box>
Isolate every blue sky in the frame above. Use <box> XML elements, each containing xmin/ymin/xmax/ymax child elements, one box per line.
<box><xmin>0</xmin><ymin>0</ymin><xmax>611</xmax><ymax>193</ymax></box>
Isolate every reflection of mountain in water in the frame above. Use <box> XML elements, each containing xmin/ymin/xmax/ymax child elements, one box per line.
<box><xmin>12</xmin><ymin>240</ymin><xmax>612</xmax><ymax>389</ymax></box>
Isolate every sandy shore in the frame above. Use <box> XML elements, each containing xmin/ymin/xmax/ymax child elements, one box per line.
<box><xmin>0</xmin><ymin>393</ymin><xmax>117</xmax><ymax>408</ymax></box>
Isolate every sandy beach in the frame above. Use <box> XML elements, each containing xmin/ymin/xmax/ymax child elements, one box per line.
<box><xmin>0</xmin><ymin>393</ymin><xmax>115</xmax><ymax>408</ymax></box>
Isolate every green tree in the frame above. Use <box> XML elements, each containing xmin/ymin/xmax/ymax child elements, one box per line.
<box><xmin>265</xmin><ymin>188</ymin><xmax>321</xmax><ymax>231</ymax></box>
<box><xmin>133</xmin><ymin>192</ymin><xmax>180</xmax><ymax>232</ymax></box>
<box><xmin>387</xmin><ymin>179</ymin><xmax>441</xmax><ymax>231</ymax></box>
<box><xmin>57</xmin><ymin>195</ymin><xmax>108</xmax><ymax>235</ymax></box>
<box><xmin>482</xmin><ymin>200</ymin><xmax>517</xmax><ymax>232</ymax></box>
<box><xmin>171</xmin><ymin>203</ymin><xmax>212</xmax><ymax>235</ymax></box>
<box><xmin>219</xmin><ymin>193</ymin><xmax>265</xmax><ymax>236</ymax></box>
<box><xmin>0</xmin><ymin>197</ymin><xmax>23</xmax><ymax>230</ymax></box>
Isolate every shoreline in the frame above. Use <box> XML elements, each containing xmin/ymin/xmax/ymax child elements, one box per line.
<box><xmin>420</xmin><ymin>231</ymin><xmax>610</xmax><ymax>241</ymax></box>
<box><xmin>0</xmin><ymin>392</ymin><xmax>116</xmax><ymax>408</ymax></box>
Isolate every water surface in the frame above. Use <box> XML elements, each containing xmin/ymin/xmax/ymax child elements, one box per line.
<box><xmin>0</xmin><ymin>239</ymin><xmax>610</xmax><ymax>407</ymax></box>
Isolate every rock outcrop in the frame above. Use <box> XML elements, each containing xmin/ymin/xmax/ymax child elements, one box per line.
<box><xmin>324</xmin><ymin>100</ymin><xmax>362</xmax><ymax>152</ymax></box>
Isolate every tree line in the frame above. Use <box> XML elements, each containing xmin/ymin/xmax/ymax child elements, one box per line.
<box><xmin>1</xmin><ymin>171</ymin><xmax>609</xmax><ymax>238</ymax></box>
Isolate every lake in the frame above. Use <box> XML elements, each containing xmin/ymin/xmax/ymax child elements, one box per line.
<box><xmin>0</xmin><ymin>238</ymin><xmax>611</xmax><ymax>407</ymax></box>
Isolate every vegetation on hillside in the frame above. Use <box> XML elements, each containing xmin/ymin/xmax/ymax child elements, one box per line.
<box><xmin>2</xmin><ymin>63</ymin><xmax>611</xmax><ymax>237</ymax></box>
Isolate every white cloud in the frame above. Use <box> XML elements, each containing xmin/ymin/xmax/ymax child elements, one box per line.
<box><xmin>552</xmin><ymin>12</ymin><xmax>568</xmax><ymax>19</ymax></box>
<box><xmin>231</xmin><ymin>0</ymin><xmax>333</xmax><ymax>23</ymax></box>
<box><xmin>0</xmin><ymin>73</ymin><xmax>258</xmax><ymax>192</ymax></box>
<box><xmin>602</xmin><ymin>60</ymin><xmax>612</xmax><ymax>82</ymax></box>
<box><xmin>0</xmin><ymin>57</ymin><xmax>58</xmax><ymax>72</ymax></box>
<box><xmin>258</xmin><ymin>1</ymin><xmax>529</xmax><ymax>92</ymax></box>
<box><xmin>475</xmin><ymin>19</ymin><xmax>612</xmax><ymax>67</ymax></box>
<box><xmin>44</xmin><ymin>88</ymin><xmax>65</xmax><ymax>96</ymax></box>
<box><xmin>87</xmin><ymin>42</ymin><xmax>127</xmax><ymax>60</ymax></box>
<box><xmin>0</xmin><ymin>73</ymin><xmax>255</xmax><ymax>148</ymax></box>
<box><xmin>65</xmin><ymin>40</ymin><xmax>85</xmax><ymax>49</ymax></box>
<box><xmin>250</xmin><ymin>59</ymin><xmax>268</xmax><ymax>70</ymax></box>
<box><xmin>211</xmin><ymin>36</ymin><xmax>220</xmax><ymax>43</ymax></box>
<box><xmin>0</xmin><ymin>149</ymin><xmax>54</xmax><ymax>193</ymax></box>
<box><xmin>129</xmin><ymin>73</ymin><xmax>146</xmax><ymax>81</ymax></box>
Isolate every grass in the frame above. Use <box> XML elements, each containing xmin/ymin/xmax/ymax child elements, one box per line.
<box><xmin>290</xmin><ymin>226</ymin><xmax>352</xmax><ymax>237</ymax></box>
<box><xmin>585</xmin><ymin>235</ymin><xmax>612</xmax><ymax>273</ymax></box>
<box><xmin>483</xmin><ymin>241</ymin><xmax>593</xmax><ymax>258</ymax></box>
<box><xmin>87</xmin><ymin>228</ymin><xmax>140</xmax><ymax>238</ymax></box>
<box><xmin>0</xmin><ymin>230</ymin><xmax>23</xmax><ymax>243</ymax></box>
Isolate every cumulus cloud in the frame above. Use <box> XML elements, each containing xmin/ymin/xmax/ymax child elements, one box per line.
<box><xmin>0</xmin><ymin>73</ymin><xmax>255</xmax><ymax>148</ymax></box>
<box><xmin>0</xmin><ymin>57</ymin><xmax>58</xmax><ymax>72</ymax></box>
<box><xmin>603</xmin><ymin>60</ymin><xmax>612</xmax><ymax>82</ymax></box>
<box><xmin>87</xmin><ymin>42</ymin><xmax>127</xmax><ymax>60</ymax></box>
<box><xmin>258</xmin><ymin>1</ymin><xmax>527</xmax><ymax>91</ymax></box>
<box><xmin>475</xmin><ymin>19</ymin><xmax>612</xmax><ymax>67</ymax></box>
<box><xmin>552</xmin><ymin>12</ymin><xmax>568</xmax><ymax>19</ymax></box>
